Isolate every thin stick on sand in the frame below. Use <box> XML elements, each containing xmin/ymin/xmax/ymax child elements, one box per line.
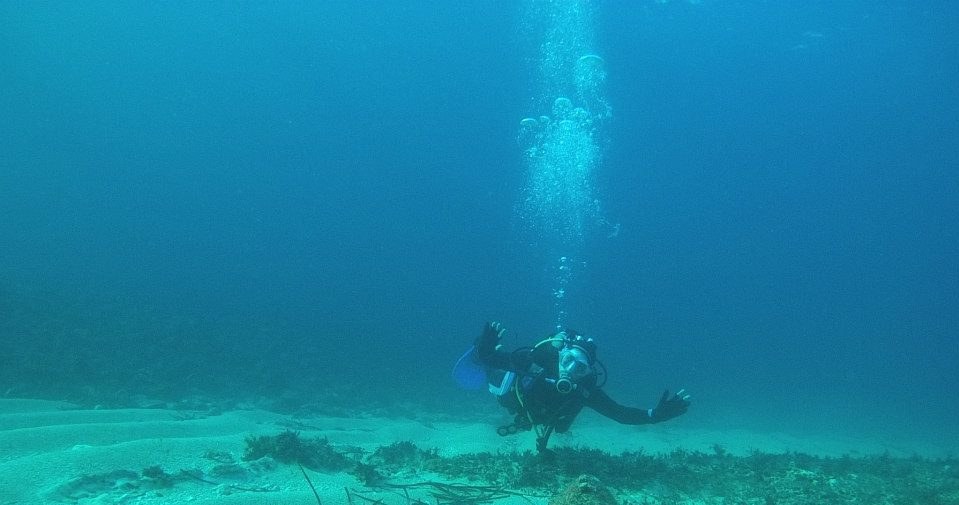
<box><xmin>298</xmin><ymin>464</ymin><xmax>322</xmax><ymax>505</ymax></box>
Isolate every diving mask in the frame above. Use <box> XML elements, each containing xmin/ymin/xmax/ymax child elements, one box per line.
<box><xmin>556</xmin><ymin>346</ymin><xmax>592</xmax><ymax>394</ymax></box>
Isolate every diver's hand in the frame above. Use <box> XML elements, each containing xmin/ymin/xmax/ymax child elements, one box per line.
<box><xmin>475</xmin><ymin>321</ymin><xmax>506</xmax><ymax>357</ymax></box>
<box><xmin>650</xmin><ymin>389</ymin><xmax>691</xmax><ymax>423</ymax></box>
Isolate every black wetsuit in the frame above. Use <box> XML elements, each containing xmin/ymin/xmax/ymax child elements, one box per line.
<box><xmin>477</xmin><ymin>341</ymin><xmax>655</xmax><ymax>437</ymax></box>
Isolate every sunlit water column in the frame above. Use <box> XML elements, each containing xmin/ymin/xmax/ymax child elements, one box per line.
<box><xmin>519</xmin><ymin>0</ymin><xmax>611</xmax><ymax>331</ymax></box>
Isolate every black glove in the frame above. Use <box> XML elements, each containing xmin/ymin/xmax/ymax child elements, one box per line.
<box><xmin>650</xmin><ymin>389</ymin><xmax>691</xmax><ymax>423</ymax></box>
<box><xmin>475</xmin><ymin>321</ymin><xmax>506</xmax><ymax>360</ymax></box>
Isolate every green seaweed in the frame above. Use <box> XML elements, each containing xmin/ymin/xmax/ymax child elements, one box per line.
<box><xmin>232</xmin><ymin>436</ymin><xmax>959</xmax><ymax>504</ymax></box>
<box><xmin>243</xmin><ymin>430</ymin><xmax>351</xmax><ymax>471</ymax></box>
<box><xmin>414</xmin><ymin>446</ymin><xmax>959</xmax><ymax>504</ymax></box>
<box><xmin>140</xmin><ymin>465</ymin><xmax>176</xmax><ymax>489</ymax></box>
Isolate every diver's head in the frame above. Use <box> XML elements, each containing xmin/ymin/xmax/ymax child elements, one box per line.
<box><xmin>554</xmin><ymin>331</ymin><xmax>596</xmax><ymax>394</ymax></box>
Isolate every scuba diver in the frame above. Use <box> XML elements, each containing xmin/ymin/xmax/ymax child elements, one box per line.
<box><xmin>469</xmin><ymin>321</ymin><xmax>691</xmax><ymax>452</ymax></box>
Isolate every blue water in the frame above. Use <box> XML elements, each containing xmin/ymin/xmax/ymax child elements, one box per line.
<box><xmin>1</xmin><ymin>1</ymin><xmax>956</xmax><ymax>450</ymax></box>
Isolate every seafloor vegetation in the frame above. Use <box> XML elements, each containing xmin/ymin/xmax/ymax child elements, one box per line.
<box><xmin>45</xmin><ymin>431</ymin><xmax>959</xmax><ymax>504</ymax></box>
<box><xmin>246</xmin><ymin>433</ymin><xmax>959</xmax><ymax>505</ymax></box>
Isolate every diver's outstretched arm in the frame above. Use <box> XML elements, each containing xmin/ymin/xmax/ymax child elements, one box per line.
<box><xmin>588</xmin><ymin>388</ymin><xmax>691</xmax><ymax>425</ymax></box>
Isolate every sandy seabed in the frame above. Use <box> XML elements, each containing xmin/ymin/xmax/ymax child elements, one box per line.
<box><xmin>1</xmin><ymin>398</ymin><xmax>955</xmax><ymax>505</ymax></box>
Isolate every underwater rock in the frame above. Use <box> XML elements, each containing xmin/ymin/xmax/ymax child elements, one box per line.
<box><xmin>49</xmin><ymin>469</ymin><xmax>146</xmax><ymax>502</ymax></box>
<box><xmin>548</xmin><ymin>474</ymin><xmax>618</xmax><ymax>505</ymax></box>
